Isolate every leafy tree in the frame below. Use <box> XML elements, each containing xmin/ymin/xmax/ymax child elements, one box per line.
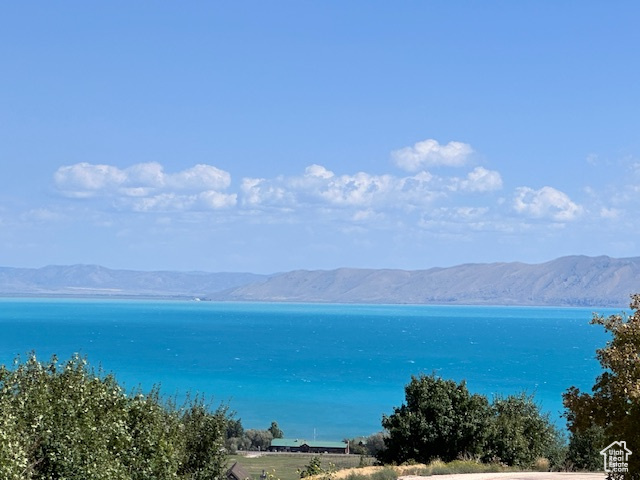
<box><xmin>298</xmin><ymin>456</ymin><xmax>335</xmax><ymax>479</ymax></box>
<box><xmin>380</xmin><ymin>373</ymin><xmax>491</xmax><ymax>464</ymax></box>
<box><xmin>380</xmin><ymin>374</ymin><xmax>563</xmax><ymax>468</ymax></box>
<box><xmin>563</xmin><ymin>294</ymin><xmax>640</xmax><ymax>476</ymax></box>
<box><xmin>243</xmin><ymin>429</ymin><xmax>273</xmax><ymax>451</ymax></box>
<box><xmin>226</xmin><ymin>417</ymin><xmax>244</xmax><ymax>439</ymax></box>
<box><xmin>485</xmin><ymin>393</ymin><xmax>560</xmax><ymax>467</ymax></box>
<box><xmin>268</xmin><ymin>421</ymin><xmax>284</xmax><ymax>439</ymax></box>
<box><xmin>348</xmin><ymin>433</ymin><xmax>387</xmax><ymax>457</ymax></box>
<box><xmin>565</xmin><ymin>425</ymin><xmax>606</xmax><ymax>472</ymax></box>
<box><xmin>225</xmin><ymin>417</ymin><xmax>245</xmax><ymax>453</ymax></box>
<box><xmin>179</xmin><ymin>399</ymin><xmax>228</xmax><ymax>480</ymax></box>
<box><xmin>364</xmin><ymin>432</ymin><xmax>387</xmax><ymax>458</ymax></box>
<box><xmin>0</xmin><ymin>352</ymin><xmax>230</xmax><ymax>480</ymax></box>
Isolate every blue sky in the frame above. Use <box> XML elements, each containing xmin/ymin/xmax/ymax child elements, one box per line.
<box><xmin>2</xmin><ymin>1</ymin><xmax>640</xmax><ymax>273</ymax></box>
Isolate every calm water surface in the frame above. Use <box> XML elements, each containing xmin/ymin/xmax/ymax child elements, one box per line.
<box><xmin>0</xmin><ymin>299</ymin><xmax>618</xmax><ymax>439</ymax></box>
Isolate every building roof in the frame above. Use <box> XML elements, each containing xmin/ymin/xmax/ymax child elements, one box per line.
<box><xmin>227</xmin><ymin>461</ymin><xmax>251</xmax><ymax>480</ymax></box>
<box><xmin>271</xmin><ymin>438</ymin><xmax>348</xmax><ymax>449</ymax></box>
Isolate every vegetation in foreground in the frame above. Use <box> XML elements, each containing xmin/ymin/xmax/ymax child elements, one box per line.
<box><xmin>378</xmin><ymin>373</ymin><xmax>564</xmax><ymax>469</ymax></box>
<box><xmin>563</xmin><ymin>293</ymin><xmax>640</xmax><ymax>477</ymax></box>
<box><xmin>2</xmin><ymin>295</ymin><xmax>640</xmax><ymax>478</ymax></box>
<box><xmin>0</xmin><ymin>353</ymin><xmax>229</xmax><ymax>480</ymax></box>
<box><xmin>230</xmin><ymin>455</ymin><xmax>517</xmax><ymax>480</ymax></box>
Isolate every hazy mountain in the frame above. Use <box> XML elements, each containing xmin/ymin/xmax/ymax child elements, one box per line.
<box><xmin>1</xmin><ymin>256</ymin><xmax>639</xmax><ymax>306</ymax></box>
<box><xmin>212</xmin><ymin>255</ymin><xmax>640</xmax><ymax>307</ymax></box>
<box><xmin>0</xmin><ymin>264</ymin><xmax>268</xmax><ymax>298</ymax></box>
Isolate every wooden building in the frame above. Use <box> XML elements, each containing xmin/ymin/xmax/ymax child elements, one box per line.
<box><xmin>227</xmin><ymin>462</ymin><xmax>251</xmax><ymax>480</ymax></box>
<box><xmin>269</xmin><ymin>438</ymin><xmax>349</xmax><ymax>454</ymax></box>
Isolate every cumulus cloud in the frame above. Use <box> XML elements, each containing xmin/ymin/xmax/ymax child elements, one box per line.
<box><xmin>513</xmin><ymin>186</ymin><xmax>583</xmax><ymax>221</ymax></box>
<box><xmin>451</xmin><ymin>167</ymin><xmax>503</xmax><ymax>193</ymax></box>
<box><xmin>54</xmin><ymin>163</ymin><xmax>127</xmax><ymax>198</ymax></box>
<box><xmin>392</xmin><ymin>139</ymin><xmax>473</xmax><ymax>171</ymax></box>
<box><xmin>54</xmin><ymin>162</ymin><xmax>236</xmax><ymax>210</ymax></box>
<box><xmin>238</xmin><ymin>163</ymin><xmax>501</xmax><ymax>214</ymax></box>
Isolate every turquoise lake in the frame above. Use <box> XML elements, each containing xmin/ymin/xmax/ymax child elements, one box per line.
<box><xmin>0</xmin><ymin>298</ymin><xmax>620</xmax><ymax>440</ymax></box>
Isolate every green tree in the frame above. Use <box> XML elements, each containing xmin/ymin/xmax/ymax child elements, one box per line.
<box><xmin>364</xmin><ymin>432</ymin><xmax>387</xmax><ymax>458</ymax></box>
<box><xmin>268</xmin><ymin>421</ymin><xmax>284</xmax><ymax>439</ymax></box>
<box><xmin>243</xmin><ymin>429</ymin><xmax>273</xmax><ymax>451</ymax></box>
<box><xmin>179</xmin><ymin>400</ymin><xmax>229</xmax><ymax>480</ymax></box>
<box><xmin>380</xmin><ymin>373</ymin><xmax>491</xmax><ymax>464</ymax></box>
<box><xmin>298</xmin><ymin>456</ymin><xmax>335</xmax><ymax>479</ymax></box>
<box><xmin>0</xmin><ymin>352</ymin><xmax>230</xmax><ymax>480</ymax></box>
<box><xmin>485</xmin><ymin>393</ymin><xmax>560</xmax><ymax>468</ymax></box>
<box><xmin>565</xmin><ymin>425</ymin><xmax>606</xmax><ymax>472</ymax></box>
<box><xmin>563</xmin><ymin>294</ymin><xmax>640</xmax><ymax>477</ymax></box>
<box><xmin>225</xmin><ymin>417</ymin><xmax>245</xmax><ymax>453</ymax></box>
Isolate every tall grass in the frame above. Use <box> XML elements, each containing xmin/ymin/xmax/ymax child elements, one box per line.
<box><xmin>337</xmin><ymin>459</ymin><xmax>513</xmax><ymax>480</ymax></box>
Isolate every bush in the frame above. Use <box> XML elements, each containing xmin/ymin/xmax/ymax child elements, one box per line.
<box><xmin>0</xmin><ymin>353</ymin><xmax>230</xmax><ymax>480</ymax></box>
<box><xmin>563</xmin><ymin>295</ymin><xmax>640</xmax><ymax>476</ymax></box>
<box><xmin>379</xmin><ymin>374</ymin><xmax>562</xmax><ymax>468</ymax></box>
<box><xmin>380</xmin><ymin>374</ymin><xmax>491</xmax><ymax>464</ymax></box>
<box><xmin>484</xmin><ymin>393</ymin><xmax>560</xmax><ymax>468</ymax></box>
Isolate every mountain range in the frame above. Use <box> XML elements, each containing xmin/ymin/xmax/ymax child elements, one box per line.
<box><xmin>1</xmin><ymin>255</ymin><xmax>639</xmax><ymax>307</ymax></box>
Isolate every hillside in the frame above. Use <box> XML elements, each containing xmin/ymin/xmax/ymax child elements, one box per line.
<box><xmin>1</xmin><ymin>256</ymin><xmax>639</xmax><ymax>306</ymax></box>
<box><xmin>212</xmin><ymin>255</ymin><xmax>640</xmax><ymax>307</ymax></box>
<box><xmin>0</xmin><ymin>264</ymin><xmax>267</xmax><ymax>298</ymax></box>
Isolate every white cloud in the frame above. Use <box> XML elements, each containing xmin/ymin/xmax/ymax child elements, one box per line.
<box><xmin>238</xmin><ymin>163</ymin><xmax>502</xmax><ymax>215</ymax></box>
<box><xmin>54</xmin><ymin>162</ymin><xmax>236</xmax><ymax>210</ymax></box>
<box><xmin>392</xmin><ymin>139</ymin><xmax>473</xmax><ymax>171</ymax></box>
<box><xmin>513</xmin><ymin>186</ymin><xmax>583</xmax><ymax>221</ymax></box>
<box><xmin>599</xmin><ymin>207</ymin><xmax>620</xmax><ymax>219</ymax></box>
<box><xmin>241</xmin><ymin>177</ymin><xmax>290</xmax><ymax>206</ymax></box>
<box><xmin>319</xmin><ymin>171</ymin><xmax>395</xmax><ymax>206</ymax></box>
<box><xmin>305</xmin><ymin>164</ymin><xmax>334</xmax><ymax>179</ymax></box>
<box><xmin>198</xmin><ymin>190</ymin><xmax>237</xmax><ymax>209</ymax></box>
<box><xmin>452</xmin><ymin>167</ymin><xmax>503</xmax><ymax>192</ymax></box>
<box><xmin>166</xmin><ymin>164</ymin><xmax>231</xmax><ymax>191</ymax></box>
<box><xmin>54</xmin><ymin>162</ymin><xmax>127</xmax><ymax>198</ymax></box>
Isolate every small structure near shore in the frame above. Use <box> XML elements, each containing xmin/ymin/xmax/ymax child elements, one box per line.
<box><xmin>227</xmin><ymin>462</ymin><xmax>251</xmax><ymax>480</ymax></box>
<box><xmin>269</xmin><ymin>438</ymin><xmax>349</xmax><ymax>454</ymax></box>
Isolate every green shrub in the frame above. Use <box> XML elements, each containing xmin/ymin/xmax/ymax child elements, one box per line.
<box><xmin>0</xmin><ymin>353</ymin><xmax>230</xmax><ymax>480</ymax></box>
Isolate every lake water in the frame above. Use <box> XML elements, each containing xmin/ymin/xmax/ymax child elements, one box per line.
<box><xmin>0</xmin><ymin>298</ymin><xmax>619</xmax><ymax>440</ymax></box>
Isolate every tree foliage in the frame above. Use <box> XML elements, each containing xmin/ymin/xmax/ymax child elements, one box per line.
<box><xmin>0</xmin><ymin>353</ymin><xmax>230</xmax><ymax>480</ymax></box>
<box><xmin>485</xmin><ymin>393</ymin><xmax>560</xmax><ymax>467</ymax></box>
<box><xmin>348</xmin><ymin>432</ymin><xmax>387</xmax><ymax>458</ymax></box>
<box><xmin>380</xmin><ymin>373</ymin><xmax>561</xmax><ymax>467</ymax></box>
<box><xmin>268</xmin><ymin>421</ymin><xmax>284</xmax><ymax>439</ymax></box>
<box><xmin>380</xmin><ymin>374</ymin><xmax>491</xmax><ymax>464</ymax></box>
<box><xmin>563</xmin><ymin>294</ymin><xmax>640</xmax><ymax>476</ymax></box>
<box><xmin>298</xmin><ymin>456</ymin><xmax>335</xmax><ymax>480</ymax></box>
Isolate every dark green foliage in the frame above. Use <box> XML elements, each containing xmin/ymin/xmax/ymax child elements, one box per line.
<box><xmin>298</xmin><ymin>456</ymin><xmax>335</xmax><ymax>479</ymax></box>
<box><xmin>0</xmin><ymin>353</ymin><xmax>230</xmax><ymax>480</ymax></box>
<box><xmin>348</xmin><ymin>432</ymin><xmax>386</xmax><ymax>458</ymax></box>
<box><xmin>243</xmin><ymin>429</ymin><xmax>273</xmax><ymax>451</ymax></box>
<box><xmin>226</xmin><ymin>418</ymin><xmax>244</xmax><ymax>439</ymax></box>
<box><xmin>180</xmin><ymin>399</ymin><xmax>228</xmax><ymax>480</ymax></box>
<box><xmin>268</xmin><ymin>421</ymin><xmax>284</xmax><ymax>439</ymax></box>
<box><xmin>484</xmin><ymin>393</ymin><xmax>560</xmax><ymax>467</ymax></box>
<box><xmin>564</xmin><ymin>294</ymin><xmax>640</xmax><ymax>476</ymax></box>
<box><xmin>379</xmin><ymin>374</ymin><xmax>562</xmax><ymax>468</ymax></box>
<box><xmin>380</xmin><ymin>374</ymin><xmax>491</xmax><ymax>464</ymax></box>
<box><xmin>298</xmin><ymin>456</ymin><xmax>324</xmax><ymax>478</ymax></box>
<box><xmin>565</xmin><ymin>425</ymin><xmax>606</xmax><ymax>471</ymax></box>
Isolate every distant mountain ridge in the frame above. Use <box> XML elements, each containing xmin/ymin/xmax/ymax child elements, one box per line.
<box><xmin>1</xmin><ymin>256</ymin><xmax>639</xmax><ymax>306</ymax></box>
<box><xmin>212</xmin><ymin>255</ymin><xmax>640</xmax><ymax>307</ymax></box>
<box><xmin>0</xmin><ymin>264</ymin><xmax>267</xmax><ymax>298</ymax></box>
